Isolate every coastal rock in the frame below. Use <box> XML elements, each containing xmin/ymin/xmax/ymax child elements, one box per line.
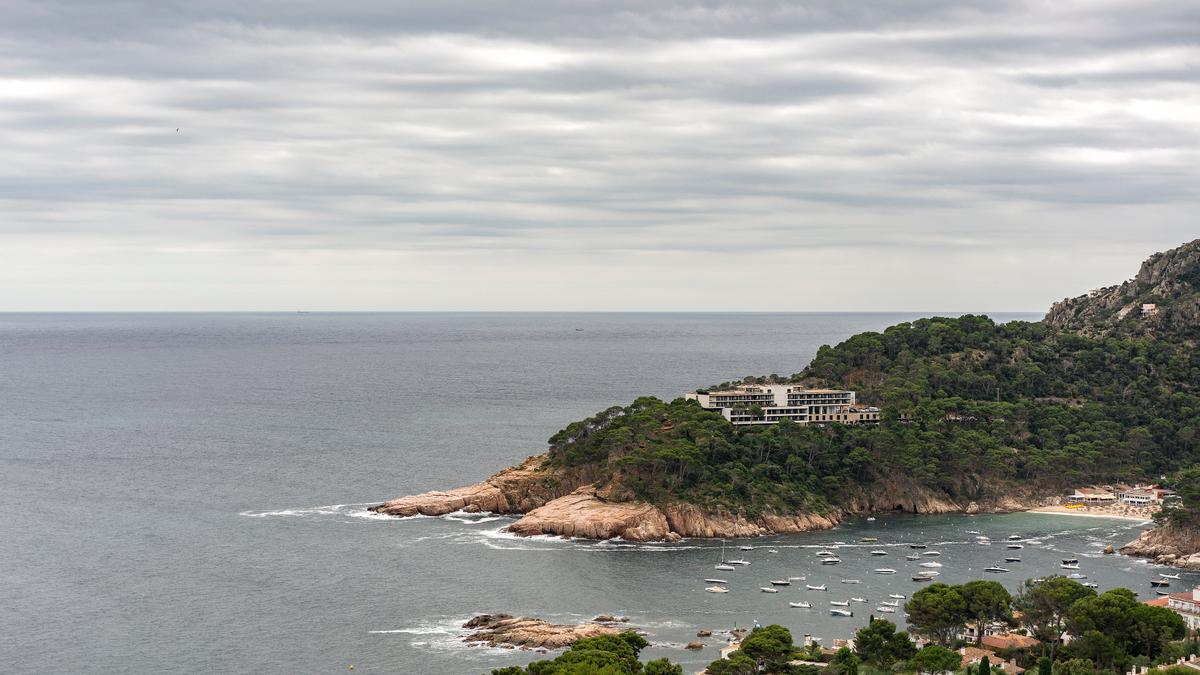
<box><xmin>462</xmin><ymin>614</ymin><xmax>622</xmax><ymax>650</ymax></box>
<box><xmin>1120</xmin><ymin>523</ymin><xmax>1200</xmax><ymax>570</ymax></box>
<box><xmin>697</xmin><ymin>630</ymin><xmax>712</xmax><ymax>637</ymax></box>
<box><xmin>592</xmin><ymin>615</ymin><xmax>629</xmax><ymax>624</ymax></box>
<box><xmin>507</xmin><ymin>487</ymin><xmax>677</xmax><ymax>542</ymax></box>
<box><xmin>686</xmin><ymin>641</ymin><xmax>704</xmax><ymax>650</ymax></box>
<box><xmin>1104</xmin><ymin>545</ymin><xmax>1115</xmax><ymax>554</ymax></box>
<box><xmin>370</xmin><ymin>454</ymin><xmax>593</xmax><ymax>517</ymax></box>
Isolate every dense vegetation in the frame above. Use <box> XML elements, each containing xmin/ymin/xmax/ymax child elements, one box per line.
<box><xmin>489</xmin><ymin>632</ymin><xmax>682</xmax><ymax>675</ymax></box>
<box><xmin>544</xmin><ymin>240</ymin><xmax>1200</xmax><ymax>514</ymax></box>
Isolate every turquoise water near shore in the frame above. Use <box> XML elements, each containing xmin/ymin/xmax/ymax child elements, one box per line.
<box><xmin>6</xmin><ymin>311</ymin><xmax>1193</xmax><ymax>674</ymax></box>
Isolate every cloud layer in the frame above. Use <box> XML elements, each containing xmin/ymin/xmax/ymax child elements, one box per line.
<box><xmin>2</xmin><ymin>1</ymin><xmax>1197</xmax><ymax>310</ymax></box>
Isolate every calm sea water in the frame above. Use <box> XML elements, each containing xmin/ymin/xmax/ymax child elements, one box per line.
<box><xmin>4</xmin><ymin>312</ymin><xmax>1192</xmax><ymax>674</ymax></box>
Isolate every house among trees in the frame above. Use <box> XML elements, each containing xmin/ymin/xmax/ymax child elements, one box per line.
<box><xmin>686</xmin><ymin>384</ymin><xmax>880</xmax><ymax>426</ymax></box>
<box><xmin>1068</xmin><ymin>487</ymin><xmax>1118</xmax><ymax>504</ymax></box>
<box><xmin>1144</xmin><ymin>587</ymin><xmax>1200</xmax><ymax>632</ymax></box>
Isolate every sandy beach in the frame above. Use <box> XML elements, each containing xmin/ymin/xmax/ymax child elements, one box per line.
<box><xmin>1026</xmin><ymin>505</ymin><xmax>1155</xmax><ymax>523</ymax></box>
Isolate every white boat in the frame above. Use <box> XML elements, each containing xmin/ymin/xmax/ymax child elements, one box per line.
<box><xmin>1007</xmin><ymin>535</ymin><xmax>1022</xmax><ymax>540</ymax></box>
<box><xmin>881</xmin><ymin>600</ymin><xmax>900</xmax><ymax>607</ymax></box>
<box><xmin>1061</xmin><ymin>558</ymin><xmax>1079</xmax><ymax>565</ymax></box>
<box><xmin>1060</xmin><ymin>563</ymin><xmax>1080</xmax><ymax>570</ymax></box>
<box><xmin>867</xmin><ymin>517</ymin><xmax>876</xmax><ymax>522</ymax></box>
<box><xmin>985</xmin><ymin>566</ymin><xmax>1009</xmax><ymax>573</ymax></box>
<box><xmin>888</xmin><ymin>593</ymin><xmax>906</xmax><ymax>599</ymax></box>
<box><xmin>1007</xmin><ymin>544</ymin><xmax>1023</xmax><ymax>550</ymax></box>
<box><xmin>816</xmin><ymin>550</ymin><xmax>836</xmax><ymax>557</ymax></box>
<box><xmin>967</xmin><ymin>530</ymin><xmax>981</xmax><ymax>535</ymax></box>
<box><xmin>1150</xmin><ymin>579</ymin><xmax>1170</xmax><ymax>587</ymax></box>
<box><xmin>770</xmin><ymin>579</ymin><xmax>791</xmax><ymax>586</ymax></box>
<box><xmin>851</xmin><ymin>597</ymin><xmax>866</xmax><ymax>603</ymax></box>
<box><xmin>841</xmin><ymin>578</ymin><xmax>861</xmax><ymax>584</ymax></box>
<box><xmin>871</xmin><ymin>550</ymin><xmax>888</xmax><ymax>556</ymax></box>
<box><xmin>919</xmin><ymin>561</ymin><xmax>943</xmax><ymax>568</ymax></box>
<box><xmin>830</xmin><ymin>608</ymin><xmax>853</xmax><ymax>617</ymax></box>
<box><xmin>715</xmin><ymin>564</ymin><xmax>735</xmax><ymax>571</ymax></box>
<box><xmin>1005</xmin><ymin>557</ymin><xmax>1021</xmax><ymax>563</ymax></box>
<box><xmin>760</xmin><ymin>587</ymin><xmax>779</xmax><ymax>593</ymax></box>
<box><xmin>739</xmin><ymin>546</ymin><xmax>754</xmax><ymax>551</ymax></box>
<box><xmin>876</xmin><ymin>605</ymin><xmax>896</xmax><ymax>613</ymax></box>
<box><xmin>704</xmin><ymin>578</ymin><xmax>728</xmax><ymax>584</ymax></box>
<box><xmin>874</xmin><ymin>568</ymin><xmax>897</xmax><ymax>574</ymax></box>
<box><xmin>788</xmin><ymin>576</ymin><xmax>807</xmax><ymax>582</ymax></box>
<box><xmin>1067</xmin><ymin>573</ymin><xmax>1087</xmax><ymax>579</ymax></box>
<box><xmin>729</xmin><ymin>559</ymin><xmax>751</xmax><ymax>566</ymax></box>
<box><xmin>1083</xmin><ymin>582</ymin><xmax>1099</xmax><ymax>588</ymax></box>
<box><xmin>830</xmin><ymin>600</ymin><xmax>850</xmax><ymax>606</ymax></box>
<box><xmin>705</xmin><ymin>586</ymin><xmax>729</xmax><ymax>593</ymax></box>
<box><xmin>905</xmin><ymin>554</ymin><xmax>920</xmax><ymax>561</ymax></box>
<box><xmin>922</xmin><ymin>551</ymin><xmax>941</xmax><ymax>556</ymax></box>
<box><xmin>790</xmin><ymin>601</ymin><xmax>811</xmax><ymax>608</ymax></box>
<box><xmin>821</xmin><ymin>557</ymin><xmax>841</xmax><ymax>565</ymax></box>
<box><xmin>715</xmin><ymin>540</ymin><xmax>735</xmax><ymax>570</ymax></box>
<box><xmin>912</xmin><ymin>575</ymin><xmax>934</xmax><ymax>582</ymax></box>
<box><xmin>806</xmin><ymin>584</ymin><xmax>827</xmax><ymax>591</ymax></box>
<box><xmin>1160</xmin><ymin>573</ymin><xmax>1182</xmax><ymax>580</ymax></box>
<box><xmin>767</xmin><ymin>549</ymin><xmax>779</xmax><ymax>554</ymax></box>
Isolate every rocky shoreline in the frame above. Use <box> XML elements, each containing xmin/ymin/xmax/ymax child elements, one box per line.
<box><xmin>370</xmin><ymin>454</ymin><xmax>1055</xmax><ymax>541</ymax></box>
<box><xmin>1120</xmin><ymin>523</ymin><xmax>1200</xmax><ymax>571</ymax></box>
<box><xmin>462</xmin><ymin>614</ymin><xmax>630</xmax><ymax>650</ymax></box>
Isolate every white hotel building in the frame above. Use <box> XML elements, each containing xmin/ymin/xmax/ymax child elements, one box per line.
<box><xmin>685</xmin><ymin>383</ymin><xmax>881</xmax><ymax>426</ymax></box>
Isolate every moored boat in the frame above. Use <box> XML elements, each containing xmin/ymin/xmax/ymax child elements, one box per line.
<box><xmin>705</xmin><ymin>586</ymin><xmax>729</xmax><ymax>593</ymax></box>
<box><xmin>806</xmin><ymin>584</ymin><xmax>827</xmax><ymax>591</ymax></box>
<box><xmin>790</xmin><ymin>601</ymin><xmax>811</xmax><ymax>608</ymax></box>
<box><xmin>876</xmin><ymin>605</ymin><xmax>896</xmax><ymax>613</ymax></box>
<box><xmin>985</xmin><ymin>565</ymin><xmax>1009</xmax><ymax>573</ymax></box>
<box><xmin>830</xmin><ymin>608</ymin><xmax>853</xmax><ymax>617</ymax></box>
<box><xmin>874</xmin><ymin>568</ymin><xmax>897</xmax><ymax>574</ymax></box>
<box><xmin>770</xmin><ymin>579</ymin><xmax>791</xmax><ymax>586</ymax></box>
<box><xmin>760</xmin><ymin>587</ymin><xmax>779</xmax><ymax>593</ymax></box>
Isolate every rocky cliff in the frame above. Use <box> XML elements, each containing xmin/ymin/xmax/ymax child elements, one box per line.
<box><xmin>1121</xmin><ymin>523</ymin><xmax>1200</xmax><ymax>571</ymax></box>
<box><xmin>462</xmin><ymin>614</ymin><xmax>624</xmax><ymax>650</ymax></box>
<box><xmin>1045</xmin><ymin>238</ymin><xmax>1200</xmax><ymax>339</ymax></box>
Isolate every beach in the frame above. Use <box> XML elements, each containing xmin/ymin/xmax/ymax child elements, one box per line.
<box><xmin>1026</xmin><ymin>504</ymin><xmax>1156</xmax><ymax>523</ymax></box>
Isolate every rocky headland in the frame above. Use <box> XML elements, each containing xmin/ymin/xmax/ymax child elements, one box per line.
<box><xmin>1120</xmin><ymin>523</ymin><xmax>1200</xmax><ymax>571</ymax></box>
<box><xmin>370</xmin><ymin>454</ymin><xmax>1053</xmax><ymax>541</ymax></box>
<box><xmin>462</xmin><ymin>614</ymin><xmax>628</xmax><ymax>650</ymax></box>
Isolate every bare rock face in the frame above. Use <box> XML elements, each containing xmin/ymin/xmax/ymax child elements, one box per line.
<box><xmin>462</xmin><ymin>614</ymin><xmax>622</xmax><ymax>650</ymax></box>
<box><xmin>1121</xmin><ymin>523</ymin><xmax>1200</xmax><ymax>570</ymax></box>
<box><xmin>507</xmin><ymin>487</ymin><xmax>677</xmax><ymax>541</ymax></box>
<box><xmin>370</xmin><ymin>454</ymin><xmax>592</xmax><ymax>517</ymax></box>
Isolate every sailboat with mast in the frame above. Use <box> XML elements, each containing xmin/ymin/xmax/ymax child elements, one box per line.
<box><xmin>715</xmin><ymin>539</ymin><xmax>735</xmax><ymax>571</ymax></box>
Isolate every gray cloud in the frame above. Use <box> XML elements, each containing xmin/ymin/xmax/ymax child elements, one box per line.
<box><xmin>0</xmin><ymin>0</ymin><xmax>1197</xmax><ymax>310</ymax></box>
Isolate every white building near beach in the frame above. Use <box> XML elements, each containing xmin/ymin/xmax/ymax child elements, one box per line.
<box><xmin>686</xmin><ymin>384</ymin><xmax>879</xmax><ymax>426</ymax></box>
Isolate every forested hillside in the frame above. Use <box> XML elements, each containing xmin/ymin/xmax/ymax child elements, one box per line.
<box><xmin>543</xmin><ymin>241</ymin><xmax>1200</xmax><ymax>517</ymax></box>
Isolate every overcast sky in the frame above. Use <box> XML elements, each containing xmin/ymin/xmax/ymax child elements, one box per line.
<box><xmin>2</xmin><ymin>1</ymin><xmax>1197</xmax><ymax>311</ymax></box>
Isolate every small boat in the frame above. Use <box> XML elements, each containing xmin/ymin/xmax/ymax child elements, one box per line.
<box><xmin>739</xmin><ymin>546</ymin><xmax>754</xmax><ymax>551</ymax></box>
<box><xmin>922</xmin><ymin>551</ymin><xmax>941</xmax><ymax>556</ymax></box>
<box><xmin>881</xmin><ymin>600</ymin><xmax>900</xmax><ymax>607</ymax></box>
<box><xmin>861</xmin><ymin>537</ymin><xmax>879</xmax><ymax>543</ymax></box>
<box><xmin>770</xmin><ymin>579</ymin><xmax>791</xmax><ymax>586</ymax></box>
<box><xmin>830</xmin><ymin>608</ymin><xmax>853</xmax><ymax>617</ymax></box>
<box><xmin>876</xmin><ymin>605</ymin><xmax>896</xmax><ymax>613</ymax></box>
<box><xmin>851</xmin><ymin>597</ymin><xmax>867</xmax><ymax>603</ymax></box>
<box><xmin>1150</xmin><ymin>579</ymin><xmax>1170</xmax><ymax>587</ymax></box>
<box><xmin>728</xmin><ymin>559</ymin><xmax>751</xmax><ymax>566</ymax></box>
<box><xmin>871</xmin><ymin>550</ymin><xmax>888</xmax><ymax>556</ymax></box>
<box><xmin>788</xmin><ymin>576</ymin><xmax>807</xmax><ymax>582</ymax></box>
<box><xmin>704</xmin><ymin>578</ymin><xmax>728</xmax><ymax>584</ymax></box>
<box><xmin>909</xmin><ymin>544</ymin><xmax>927</xmax><ymax>549</ymax></box>
<box><xmin>1083</xmin><ymin>582</ymin><xmax>1099</xmax><ymax>588</ymax></box>
<box><xmin>912</xmin><ymin>575</ymin><xmax>934</xmax><ymax>582</ymax></box>
<box><xmin>967</xmin><ymin>530</ymin><xmax>981</xmax><ymax>535</ymax></box>
<box><xmin>830</xmin><ymin>600</ymin><xmax>850</xmax><ymax>606</ymax></box>
<box><xmin>985</xmin><ymin>566</ymin><xmax>1009</xmax><ymax>573</ymax></box>
<box><xmin>767</xmin><ymin>549</ymin><xmax>779</xmax><ymax>554</ymax></box>
<box><xmin>760</xmin><ymin>587</ymin><xmax>779</xmax><ymax>593</ymax></box>
<box><xmin>1067</xmin><ymin>573</ymin><xmax>1087</xmax><ymax>580</ymax></box>
<box><xmin>866</xmin><ymin>517</ymin><xmax>877</xmax><ymax>522</ymax></box>
<box><xmin>816</xmin><ymin>550</ymin><xmax>836</xmax><ymax>557</ymax></box>
<box><xmin>715</xmin><ymin>564</ymin><xmax>735</xmax><ymax>571</ymax></box>
<box><xmin>1156</xmin><ymin>589</ymin><xmax>1170</xmax><ymax>596</ymax></box>
<box><xmin>1160</xmin><ymin>573</ymin><xmax>1182</xmax><ymax>580</ymax></box>
<box><xmin>841</xmin><ymin>579</ymin><xmax>861</xmax><ymax>584</ymax></box>
<box><xmin>821</xmin><ymin>557</ymin><xmax>841</xmax><ymax>565</ymax></box>
<box><xmin>1062</xmin><ymin>558</ymin><xmax>1079</xmax><ymax>565</ymax></box>
<box><xmin>919</xmin><ymin>561</ymin><xmax>943</xmax><ymax>568</ymax></box>
<box><xmin>806</xmin><ymin>584</ymin><xmax>827</xmax><ymax>591</ymax></box>
<box><xmin>1007</xmin><ymin>544</ymin><xmax>1023</xmax><ymax>550</ymax></box>
<box><xmin>874</xmin><ymin>568</ymin><xmax>897</xmax><ymax>574</ymax></box>
<box><xmin>1007</xmin><ymin>535</ymin><xmax>1022</xmax><ymax>541</ymax></box>
<box><xmin>790</xmin><ymin>601</ymin><xmax>811</xmax><ymax>608</ymax></box>
<box><xmin>916</xmin><ymin>570</ymin><xmax>940</xmax><ymax>577</ymax></box>
<box><xmin>888</xmin><ymin>593</ymin><xmax>906</xmax><ymax>599</ymax></box>
<box><xmin>1060</xmin><ymin>563</ymin><xmax>1080</xmax><ymax>570</ymax></box>
<box><xmin>705</xmin><ymin>586</ymin><xmax>729</xmax><ymax>593</ymax></box>
<box><xmin>1005</xmin><ymin>557</ymin><xmax>1021</xmax><ymax>563</ymax></box>
<box><xmin>905</xmin><ymin>554</ymin><xmax>920</xmax><ymax>561</ymax></box>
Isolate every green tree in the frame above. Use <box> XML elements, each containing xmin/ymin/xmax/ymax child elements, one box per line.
<box><xmin>644</xmin><ymin>658</ymin><xmax>683</xmax><ymax>675</ymax></box>
<box><xmin>831</xmin><ymin>646</ymin><xmax>860</xmax><ymax>675</ymax></box>
<box><xmin>960</xmin><ymin>580</ymin><xmax>1012</xmax><ymax>643</ymax></box>
<box><xmin>1052</xmin><ymin>658</ymin><xmax>1097</xmax><ymax>675</ymax></box>
<box><xmin>978</xmin><ymin>655</ymin><xmax>991</xmax><ymax>675</ymax></box>
<box><xmin>853</xmin><ymin>619</ymin><xmax>917</xmax><ymax>667</ymax></box>
<box><xmin>909</xmin><ymin>645</ymin><xmax>962</xmax><ymax>674</ymax></box>
<box><xmin>1015</xmin><ymin>576</ymin><xmax>1095</xmax><ymax>657</ymax></box>
<box><xmin>1037</xmin><ymin>656</ymin><xmax>1053</xmax><ymax>675</ymax></box>
<box><xmin>704</xmin><ymin>653</ymin><xmax>756</xmax><ymax>675</ymax></box>
<box><xmin>739</xmin><ymin>624</ymin><xmax>794</xmax><ymax>673</ymax></box>
<box><xmin>497</xmin><ymin>631</ymin><xmax>678</xmax><ymax>675</ymax></box>
<box><xmin>906</xmin><ymin>583</ymin><xmax>969</xmax><ymax>646</ymax></box>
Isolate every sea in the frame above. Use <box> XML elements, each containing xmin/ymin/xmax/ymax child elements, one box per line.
<box><xmin>2</xmin><ymin>312</ymin><xmax>1193</xmax><ymax>674</ymax></box>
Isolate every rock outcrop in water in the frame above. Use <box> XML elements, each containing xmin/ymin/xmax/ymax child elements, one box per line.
<box><xmin>462</xmin><ymin>614</ymin><xmax>624</xmax><ymax>650</ymax></box>
<box><xmin>1121</xmin><ymin>524</ymin><xmax>1200</xmax><ymax>571</ymax></box>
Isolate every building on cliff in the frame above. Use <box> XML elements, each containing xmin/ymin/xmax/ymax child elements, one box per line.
<box><xmin>685</xmin><ymin>384</ymin><xmax>880</xmax><ymax>426</ymax></box>
<box><xmin>1144</xmin><ymin>587</ymin><xmax>1200</xmax><ymax>631</ymax></box>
